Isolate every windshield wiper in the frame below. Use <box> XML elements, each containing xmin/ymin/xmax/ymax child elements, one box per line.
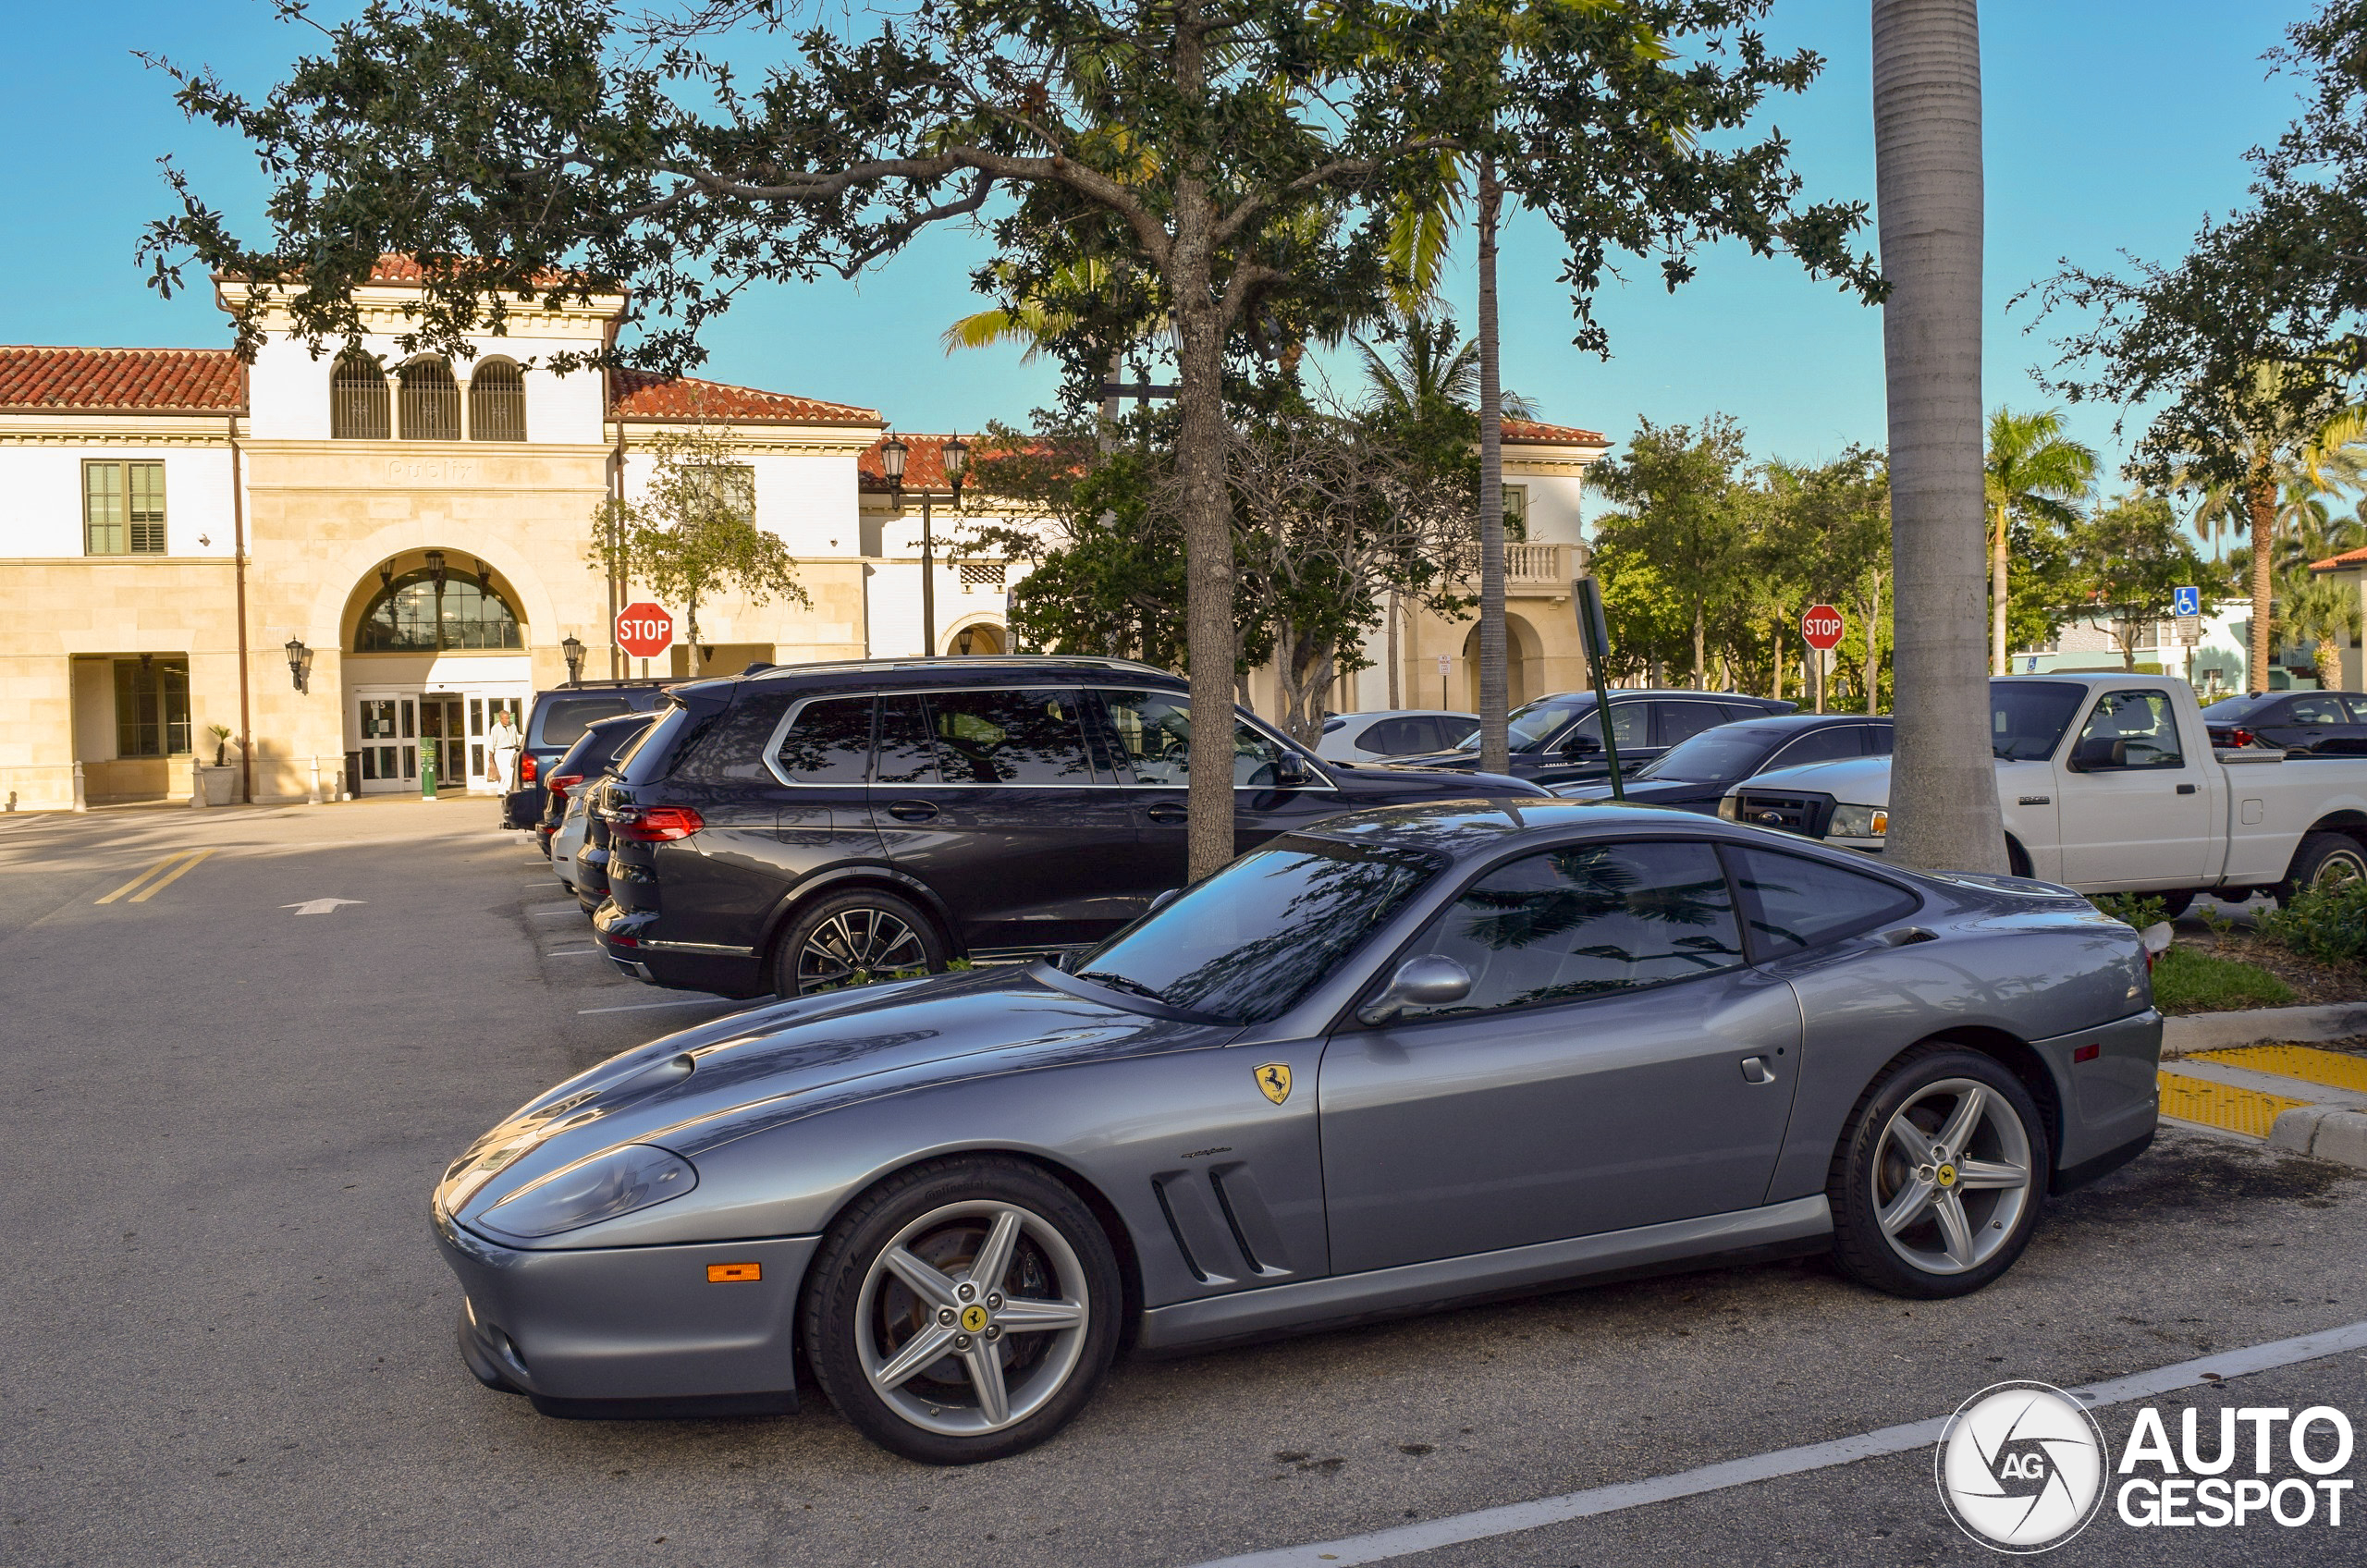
<box><xmin>1076</xmin><ymin>971</ymin><xmax>1170</xmax><ymax>1005</ymax></box>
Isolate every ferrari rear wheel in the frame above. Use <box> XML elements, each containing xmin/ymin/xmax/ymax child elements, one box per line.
<box><xmin>1827</xmin><ymin>1046</ymin><xmax>2050</xmax><ymax>1300</ymax></box>
<box><xmin>803</xmin><ymin>1156</ymin><xmax>1121</xmax><ymax>1464</ymax></box>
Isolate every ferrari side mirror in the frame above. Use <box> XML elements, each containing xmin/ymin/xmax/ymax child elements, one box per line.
<box><xmin>1357</xmin><ymin>954</ymin><xmax>1472</xmax><ymax>1025</ymax></box>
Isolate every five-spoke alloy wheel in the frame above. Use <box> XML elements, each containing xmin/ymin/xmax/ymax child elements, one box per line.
<box><xmin>804</xmin><ymin>1157</ymin><xmax>1122</xmax><ymax>1464</ymax></box>
<box><xmin>1829</xmin><ymin>1047</ymin><xmax>2050</xmax><ymax>1298</ymax></box>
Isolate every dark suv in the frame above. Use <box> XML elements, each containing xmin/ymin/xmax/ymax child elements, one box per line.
<box><xmin>590</xmin><ymin>656</ymin><xmax>1545</xmax><ymax>997</ymax></box>
<box><xmin>1401</xmin><ymin>689</ymin><xmax>1797</xmax><ymax>787</ymax></box>
<box><xmin>501</xmin><ymin>680</ymin><xmax>674</xmax><ymax>828</ymax></box>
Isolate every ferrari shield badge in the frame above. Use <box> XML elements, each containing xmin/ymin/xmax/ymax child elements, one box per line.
<box><xmin>1255</xmin><ymin>1062</ymin><xmax>1293</xmax><ymax>1105</ymax></box>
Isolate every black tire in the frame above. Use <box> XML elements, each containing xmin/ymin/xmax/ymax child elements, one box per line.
<box><xmin>1827</xmin><ymin>1045</ymin><xmax>2052</xmax><ymax>1300</ymax></box>
<box><xmin>802</xmin><ymin>1156</ymin><xmax>1122</xmax><ymax>1464</ymax></box>
<box><xmin>2154</xmin><ymin>888</ymin><xmax>2195</xmax><ymax>921</ymax></box>
<box><xmin>772</xmin><ymin>889</ymin><xmax>948</xmax><ymax>997</ymax></box>
<box><xmin>2282</xmin><ymin>831</ymin><xmax>2367</xmax><ymax>905</ymax></box>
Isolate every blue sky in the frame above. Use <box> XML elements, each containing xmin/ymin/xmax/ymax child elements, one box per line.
<box><xmin>0</xmin><ymin>1</ymin><xmax>2315</xmax><ymax>475</ymax></box>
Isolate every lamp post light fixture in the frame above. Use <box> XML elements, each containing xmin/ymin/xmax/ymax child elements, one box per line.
<box><xmin>285</xmin><ymin>636</ymin><xmax>313</xmax><ymax>694</ymax></box>
<box><xmin>560</xmin><ymin>634</ymin><xmax>586</xmax><ymax>684</ymax></box>
<box><xmin>942</xmin><ymin>434</ymin><xmax>969</xmax><ymax>508</ymax></box>
<box><xmin>877</xmin><ymin>434</ymin><xmax>909</xmax><ymax>500</ymax></box>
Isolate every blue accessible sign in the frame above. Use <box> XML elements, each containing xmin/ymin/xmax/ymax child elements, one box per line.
<box><xmin>2172</xmin><ymin>585</ymin><xmax>2202</xmax><ymax>618</ymax></box>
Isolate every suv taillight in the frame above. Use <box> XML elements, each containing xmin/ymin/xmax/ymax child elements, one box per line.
<box><xmin>608</xmin><ymin>805</ymin><xmax>704</xmax><ymax>842</ymax></box>
<box><xmin>546</xmin><ymin>773</ymin><xmax>584</xmax><ymax>804</ymax></box>
<box><xmin>520</xmin><ymin>754</ymin><xmax>538</xmax><ymax>784</ymax></box>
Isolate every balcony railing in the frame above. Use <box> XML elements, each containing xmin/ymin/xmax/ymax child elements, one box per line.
<box><xmin>1505</xmin><ymin>540</ymin><xmax>1576</xmax><ymax>585</ymax></box>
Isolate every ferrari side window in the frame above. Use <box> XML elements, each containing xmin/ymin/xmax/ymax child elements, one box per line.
<box><xmin>1400</xmin><ymin>839</ymin><xmax>1744</xmax><ymax>1019</ymax></box>
<box><xmin>1728</xmin><ymin>846</ymin><xmax>1920</xmax><ymax>956</ymax></box>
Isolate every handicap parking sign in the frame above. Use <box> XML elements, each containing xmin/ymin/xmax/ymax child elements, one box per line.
<box><xmin>2172</xmin><ymin>584</ymin><xmax>2201</xmax><ymax>618</ymax></box>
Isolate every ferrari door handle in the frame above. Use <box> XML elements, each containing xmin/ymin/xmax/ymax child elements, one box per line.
<box><xmin>1739</xmin><ymin>1056</ymin><xmax>1777</xmax><ymax>1085</ymax></box>
<box><xmin>885</xmin><ymin>801</ymin><xmax>938</xmax><ymax>822</ymax></box>
<box><xmin>1146</xmin><ymin>803</ymin><xmax>1188</xmax><ymax>824</ymax></box>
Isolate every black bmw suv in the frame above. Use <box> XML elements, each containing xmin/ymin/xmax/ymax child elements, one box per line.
<box><xmin>591</xmin><ymin>656</ymin><xmax>1545</xmax><ymax>997</ymax></box>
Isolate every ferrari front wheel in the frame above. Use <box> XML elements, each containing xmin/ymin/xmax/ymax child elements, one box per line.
<box><xmin>803</xmin><ymin>1156</ymin><xmax>1121</xmax><ymax>1464</ymax></box>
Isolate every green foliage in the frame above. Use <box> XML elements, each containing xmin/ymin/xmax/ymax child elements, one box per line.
<box><xmin>808</xmin><ymin>958</ymin><xmax>977</xmax><ymax>995</ymax></box>
<box><xmin>2061</xmin><ymin>492</ymin><xmax>2211</xmax><ymax>668</ymax></box>
<box><xmin>2147</xmin><ymin>946</ymin><xmax>2299</xmax><ymax>1015</ymax></box>
<box><xmin>2089</xmin><ymin>892</ymin><xmax>2170</xmax><ymax>929</ymax></box>
<box><xmin>590</xmin><ymin>426</ymin><xmax>807</xmax><ymax>670</ymax></box>
<box><xmin>2263</xmin><ymin>876</ymin><xmax>2367</xmax><ymax>963</ymax></box>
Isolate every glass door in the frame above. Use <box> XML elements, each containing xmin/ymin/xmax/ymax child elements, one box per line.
<box><xmin>356</xmin><ymin>693</ymin><xmax>418</xmax><ymax>793</ymax></box>
<box><xmin>418</xmin><ymin>695</ymin><xmax>466</xmax><ymax>793</ymax></box>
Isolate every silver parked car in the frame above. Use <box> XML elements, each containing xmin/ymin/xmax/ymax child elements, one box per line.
<box><xmin>1316</xmin><ymin>708</ymin><xmax>1479</xmax><ymax>763</ymax></box>
<box><xmin>435</xmin><ymin>801</ymin><xmax>2162</xmax><ymax>1464</ymax></box>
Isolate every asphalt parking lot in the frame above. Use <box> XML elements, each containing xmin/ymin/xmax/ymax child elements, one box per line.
<box><xmin>4</xmin><ymin>802</ymin><xmax>2363</xmax><ymax>1567</ymax></box>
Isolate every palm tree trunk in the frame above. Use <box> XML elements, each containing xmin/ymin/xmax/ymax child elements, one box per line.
<box><xmin>1989</xmin><ymin>503</ymin><xmax>2008</xmax><ymax>674</ymax></box>
<box><xmin>1867</xmin><ymin>572</ymin><xmax>1884</xmax><ymax>714</ymax></box>
<box><xmin>2248</xmin><ymin>464</ymin><xmax>2276</xmax><ymax>693</ymax></box>
<box><xmin>1476</xmin><ymin>156</ymin><xmax>1510</xmax><ymax>775</ymax></box>
<box><xmin>1873</xmin><ymin>0</ymin><xmax>2004</xmax><ymax>872</ymax></box>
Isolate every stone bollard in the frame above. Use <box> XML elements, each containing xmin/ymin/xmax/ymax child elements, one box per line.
<box><xmin>190</xmin><ymin>765</ymin><xmax>207</xmax><ymax>810</ymax></box>
<box><xmin>307</xmin><ymin>754</ymin><xmax>323</xmax><ymax>807</ymax></box>
<box><xmin>71</xmin><ymin>761</ymin><xmax>87</xmax><ymax>814</ymax></box>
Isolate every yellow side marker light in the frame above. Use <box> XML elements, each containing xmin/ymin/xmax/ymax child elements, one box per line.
<box><xmin>94</xmin><ymin>849</ymin><xmax>210</xmax><ymax>905</ymax></box>
<box><xmin>707</xmin><ymin>1262</ymin><xmax>761</xmax><ymax>1283</ymax></box>
<box><xmin>2156</xmin><ymin>1072</ymin><xmax>2312</xmax><ymax>1140</ymax></box>
<box><xmin>2192</xmin><ymin>1044</ymin><xmax>2367</xmax><ymax>1096</ymax></box>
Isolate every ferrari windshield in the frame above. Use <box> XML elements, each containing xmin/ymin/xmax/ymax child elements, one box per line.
<box><xmin>1073</xmin><ymin>840</ymin><xmax>1440</xmax><ymax>1023</ymax></box>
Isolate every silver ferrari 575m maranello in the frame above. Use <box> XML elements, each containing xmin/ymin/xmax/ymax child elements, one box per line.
<box><xmin>434</xmin><ymin>801</ymin><xmax>2162</xmax><ymax>1464</ymax></box>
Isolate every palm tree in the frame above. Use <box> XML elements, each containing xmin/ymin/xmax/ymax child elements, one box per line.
<box><xmin>1352</xmin><ymin>314</ymin><xmax>1537</xmax><ymax>421</ymax></box>
<box><xmin>1983</xmin><ymin>408</ymin><xmax>2095</xmax><ymax>673</ymax></box>
<box><xmin>2284</xmin><ymin>573</ymin><xmax>2364</xmax><ymax>689</ymax></box>
<box><xmin>1873</xmin><ymin>0</ymin><xmax>2004</xmax><ymax>872</ymax></box>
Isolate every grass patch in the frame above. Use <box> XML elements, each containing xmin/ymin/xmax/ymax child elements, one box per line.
<box><xmin>2151</xmin><ymin>945</ymin><xmax>2298</xmax><ymax>1015</ymax></box>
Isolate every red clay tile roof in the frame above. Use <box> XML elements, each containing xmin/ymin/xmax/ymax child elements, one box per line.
<box><xmin>859</xmin><ymin>434</ymin><xmax>971</xmax><ymax>492</ymax></box>
<box><xmin>1502</xmin><ymin>418</ymin><xmax>1610</xmax><ymax>447</ymax></box>
<box><xmin>0</xmin><ymin>347</ymin><xmax>244</xmax><ymax>413</ymax></box>
<box><xmin>608</xmin><ymin>368</ymin><xmax>878</xmax><ymax>426</ymax></box>
<box><xmin>2312</xmin><ymin>545</ymin><xmax>2367</xmax><ymax>571</ymax></box>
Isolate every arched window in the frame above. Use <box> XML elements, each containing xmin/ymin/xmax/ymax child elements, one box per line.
<box><xmin>330</xmin><ymin>353</ymin><xmax>390</xmax><ymax>439</ymax></box>
<box><xmin>398</xmin><ymin>358</ymin><xmax>460</xmax><ymax>441</ymax></box>
<box><xmin>354</xmin><ymin>568</ymin><xmax>524</xmax><ymax>652</ymax></box>
<box><xmin>468</xmin><ymin>360</ymin><xmax>527</xmax><ymax>441</ymax></box>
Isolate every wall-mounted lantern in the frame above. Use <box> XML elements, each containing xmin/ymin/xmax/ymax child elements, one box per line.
<box><xmin>560</xmin><ymin>634</ymin><xmax>586</xmax><ymax>684</ymax></box>
<box><xmin>285</xmin><ymin>637</ymin><xmax>313</xmax><ymax>694</ymax></box>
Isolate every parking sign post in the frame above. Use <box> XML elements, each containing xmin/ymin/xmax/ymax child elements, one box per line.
<box><xmin>1574</xmin><ymin>578</ymin><xmax>1625</xmax><ymax>801</ymax></box>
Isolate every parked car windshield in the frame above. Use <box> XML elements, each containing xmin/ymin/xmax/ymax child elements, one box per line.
<box><xmin>1990</xmin><ymin>681</ymin><xmax>2091</xmax><ymax>762</ymax></box>
<box><xmin>1073</xmin><ymin>839</ymin><xmax>1441</xmax><ymax>1023</ymax></box>
<box><xmin>1453</xmin><ymin>694</ymin><xmax>1594</xmax><ymax>753</ymax></box>
<box><xmin>1632</xmin><ymin>725</ymin><xmax>1782</xmax><ymax>781</ymax></box>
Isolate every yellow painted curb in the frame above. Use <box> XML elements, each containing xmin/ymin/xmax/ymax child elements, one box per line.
<box><xmin>2157</xmin><ymin>1072</ymin><xmax>2312</xmax><ymax>1140</ymax></box>
<box><xmin>2192</xmin><ymin>1044</ymin><xmax>2367</xmax><ymax>1096</ymax></box>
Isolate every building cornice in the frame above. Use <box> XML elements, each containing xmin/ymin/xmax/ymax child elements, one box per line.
<box><xmin>608</xmin><ymin>422</ymin><xmax>881</xmax><ymax>456</ymax></box>
<box><xmin>0</xmin><ymin>414</ymin><xmax>248</xmax><ymax>447</ymax></box>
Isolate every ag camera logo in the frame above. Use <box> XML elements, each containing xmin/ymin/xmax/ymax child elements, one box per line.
<box><xmin>1935</xmin><ymin>1381</ymin><xmax>2110</xmax><ymax>1553</ymax></box>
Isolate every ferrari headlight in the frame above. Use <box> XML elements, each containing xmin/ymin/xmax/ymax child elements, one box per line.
<box><xmin>1716</xmin><ymin>796</ymin><xmax>1740</xmax><ymax>821</ymax></box>
<box><xmin>1828</xmin><ymin>803</ymin><xmax>1890</xmax><ymax>839</ymax></box>
<box><xmin>481</xmin><ymin>1144</ymin><xmax>697</xmax><ymax>1238</ymax></box>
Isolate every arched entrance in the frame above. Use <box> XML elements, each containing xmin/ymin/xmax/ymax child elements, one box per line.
<box><xmin>945</xmin><ymin>619</ymin><xmax>1007</xmax><ymax>655</ymax></box>
<box><xmin>1461</xmin><ymin>613</ymin><xmax>1543</xmax><ymax>711</ymax></box>
<box><xmin>340</xmin><ymin>549</ymin><xmax>533</xmax><ymax>794</ymax></box>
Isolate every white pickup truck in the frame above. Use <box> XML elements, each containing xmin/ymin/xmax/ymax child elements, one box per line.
<box><xmin>1717</xmin><ymin>673</ymin><xmax>2367</xmax><ymax>911</ymax></box>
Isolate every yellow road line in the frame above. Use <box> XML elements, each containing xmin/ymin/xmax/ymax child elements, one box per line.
<box><xmin>2192</xmin><ymin>1044</ymin><xmax>2367</xmax><ymax>1096</ymax></box>
<box><xmin>94</xmin><ymin>851</ymin><xmax>202</xmax><ymax>905</ymax></box>
<box><xmin>129</xmin><ymin>848</ymin><xmax>212</xmax><ymax>902</ymax></box>
<box><xmin>2157</xmin><ymin>1072</ymin><xmax>2312</xmax><ymax>1140</ymax></box>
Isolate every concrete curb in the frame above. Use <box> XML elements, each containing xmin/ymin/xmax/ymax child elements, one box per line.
<box><xmin>2161</xmin><ymin>1002</ymin><xmax>2367</xmax><ymax>1057</ymax></box>
<box><xmin>2269</xmin><ymin>1106</ymin><xmax>2367</xmax><ymax>1170</ymax></box>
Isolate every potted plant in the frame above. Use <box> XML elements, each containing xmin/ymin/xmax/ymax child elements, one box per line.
<box><xmin>195</xmin><ymin>725</ymin><xmax>239</xmax><ymax>806</ymax></box>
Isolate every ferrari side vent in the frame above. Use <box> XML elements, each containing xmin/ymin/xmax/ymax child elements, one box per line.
<box><xmin>1207</xmin><ymin>1170</ymin><xmax>1264</xmax><ymax>1274</ymax></box>
<box><xmin>1151</xmin><ymin>1178</ymin><xmax>1208</xmax><ymax>1283</ymax></box>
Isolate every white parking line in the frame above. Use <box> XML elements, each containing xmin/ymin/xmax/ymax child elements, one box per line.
<box><xmin>1184</xmin><ymin>1317</ymin><xmax>2367</xmax><ymax>1567</ymax></box>
<box><xmin>575</xmin><ymin>997</ymin><xmax>745</xmax><ymax>1015</ymax></box>
<box><xmin>545</xmin><ymin>948</ymin><xmax>602</xmax><ymax>957</ymax></box>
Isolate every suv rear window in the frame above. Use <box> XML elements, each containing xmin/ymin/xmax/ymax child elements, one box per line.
<box><xmin>535</xmin><ymin>694</ymin><xmax>635</xmax><ymax>749</ymax></box>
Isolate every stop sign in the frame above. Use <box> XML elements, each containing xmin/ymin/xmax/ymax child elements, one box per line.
<box><xmin>615</xmin><ymin>602</ymin><xmax>675</xmax><ymax>660</ymax></box>
<box><xmin>1801</xmin><ymin>604</ymin><xmax>1847</xmax><ymax>652</ymax></box>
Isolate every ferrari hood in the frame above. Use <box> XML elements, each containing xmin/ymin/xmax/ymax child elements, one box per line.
<box><xmin>435</xmin><ymin>967</ymin><xmax>1223</xmax><ymax>1226</ymax></box>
